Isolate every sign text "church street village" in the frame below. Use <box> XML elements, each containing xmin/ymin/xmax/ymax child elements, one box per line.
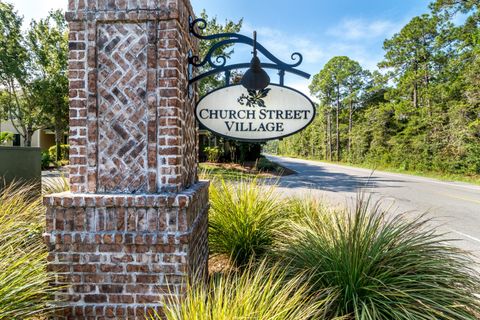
<box><xmin>198</xmin><ymin>109</ymin><xmax>313</xmax><ymax>132</ymax></box>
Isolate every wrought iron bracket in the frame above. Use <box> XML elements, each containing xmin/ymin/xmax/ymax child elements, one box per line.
<box><xmin>187</xmin><ymin>16</ymin><xmax>311</xmax><ymax>92</ymax></box>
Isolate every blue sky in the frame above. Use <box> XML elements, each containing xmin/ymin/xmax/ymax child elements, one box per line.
<box><xmin>189</xmin><ymin>0</ymin><xmax>432</xmax><ymax>95</ymax></box>
<box><xmin>14</xmin><ymin>0</ymin><xmax>432</xmax><ymax>96</ymax></box>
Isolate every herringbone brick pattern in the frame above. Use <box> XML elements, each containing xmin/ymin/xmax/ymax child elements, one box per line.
<box><xmin>97</xmin><ymin>23</ymin><xmax>149</xmax><ymax>193</ymax></box>
<box><xmin>56</xmin><ymin>1</ymin><xmax>206</xmax><ymax>318</ymax></box>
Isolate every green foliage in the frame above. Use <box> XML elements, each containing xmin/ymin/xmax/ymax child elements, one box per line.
<box><xmin>0</xmin><ymin>4</ymin><xmax>68</xmax><ymax>148</ymax></box>
<box><xmin>204</xmin><ymin>146</ymin><xmax>221</xmax><ymax>163</ymax></box>
<box><xmin>255</xmin><ymin>157</ymin><xmax>277</xmax><ymax>172</ymax></box>
<box><xmin>0</xmin><ymin>131</ymin><xmax>13</xmax><ymax>144</ymax></box>
<box><xmin>275</xmin><ymin>3</ymin><xmax>480</xmax><ymax>179</ymax></box>
<box><xmin>197</xmin><ymin>10</ymin><xmax>242</xmax><ymax>96</ymax></box>
<box><xmin>199</xmin><ymin>163</ymin><xmax>259</xmax><ymax>181</ymax></box>
<box><xmin>276</xmin><ymin>197</ymin><xmax>480</xmax><ymax>319</ymax></box>
<box><xmin>309</xmin><ymin>56</ymin><xmax>370</xmax><ymax>161</ymax></box>
<box><xmin>0</xmin><ymin>2</ymin><xmax>46</xmax><ymax>146</ymax></box>
<box><xmin>41</xmin><ymin>150</ymin><xmax>51</xmax><ymax>169</ymax></box>
<box><xmin>48</xmin><ymin>144</ymin><xmax>69</xmax><ymax>162</ymax></box>
<box><xmin>208</xmin><ymin>178</ymin><xmax>285</xmax><ymax>267</ymax></box>
<box><xmin>236</xmin><ymin>142</ymin><xmax>262</xmax><ymax>163</ymax></box>
<box><xmin>156</xmin><ymin>261</ymin><xmax>322</xmax><ymax>320</ymax></box>
<box><xmin>0</xmin><ymin>182</ymin><xmax>57</xmax><ymax>319</ymax></box>
<box><xmin>28</xmin><ymin>10</ymin><xmax>69</xmax><ymax>159</ymax></box>
<box><xmin>0</xmin><ymin>2</ymin><xmax>28</xmax><ymax>84</ymax></box>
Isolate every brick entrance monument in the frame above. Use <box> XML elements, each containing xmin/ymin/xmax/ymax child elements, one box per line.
<box><xmin>44</xmin><ymin>0</ymin><xmax>209</xmax><ymax>318</ymax></box>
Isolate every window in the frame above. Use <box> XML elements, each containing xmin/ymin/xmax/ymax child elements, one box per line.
<box><xmin>13</xmin><ymin>134</ymin><xmax>20</xmax><ymax>146</ymax></box>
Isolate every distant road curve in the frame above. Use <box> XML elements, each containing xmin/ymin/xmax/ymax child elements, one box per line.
<box><xmin>266</xmin><ymin>155</ymin><xmax>480</xmax><ymax>260</ymax></box>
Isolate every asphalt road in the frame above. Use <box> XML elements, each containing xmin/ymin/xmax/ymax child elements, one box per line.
<box><xmin>266</xmin><ymin>155</ymin><xmax>480</xmax><ymax>262</ymax></box>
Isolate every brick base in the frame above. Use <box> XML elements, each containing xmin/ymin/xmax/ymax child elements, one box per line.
<box><xmin>44</xmin><ymin>181</ymin><xmax>209</xmax><ymax>320</ymax></box>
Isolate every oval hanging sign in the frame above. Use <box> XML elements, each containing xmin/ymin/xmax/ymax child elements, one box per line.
<box><xmin>195</xmin><ymin>84</ymin><xmax>316</xmax><ymax>142</ymax></box>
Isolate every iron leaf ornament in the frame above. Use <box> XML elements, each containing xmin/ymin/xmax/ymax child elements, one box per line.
<box><xmin>237</xmin><ymin>88</ymin><xmax>271</xmax><ymax>108</ymax></box>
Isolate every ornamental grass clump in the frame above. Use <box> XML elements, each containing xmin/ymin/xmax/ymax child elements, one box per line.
<box><xmin>0</xmin><ymin>182</ymin><xmax>57</xmax><ymax>319</ymax></box>
<box><xmin>209</xmin><ymin>178</ymin><xmax>285</xmax><ymax>267</ymax></box>
<box><xmin>42</xmin><ymin>175</ymin><xmax>70</xmax><ymax>195</ymax></box>
<box><xmin>159</xmin><ymin>261</ymin><xmax>323</xmax><ymax>320</ymax></box>
<box><xmin>277</xmin><ymin>197</ymin><xmax>480</xmax><ymax>319</ymax></box>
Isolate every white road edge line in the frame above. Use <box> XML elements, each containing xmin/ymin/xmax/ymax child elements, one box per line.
<box><xmin>450</xmin><ymin>229</ymin><xmax>480</xmax><ymax>244</ymax></box>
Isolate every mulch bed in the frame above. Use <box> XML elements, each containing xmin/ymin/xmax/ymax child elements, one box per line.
<box><xmin>202</xmin><ymin>159</ymin><xmax>295</xmax><ymax>178</ymax></box>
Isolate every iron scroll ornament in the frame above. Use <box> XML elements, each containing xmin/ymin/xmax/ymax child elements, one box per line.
<box><xmin>187</xmin><ymin>17</ymin><xmax>311</xmax><ymax>89</ymax></box>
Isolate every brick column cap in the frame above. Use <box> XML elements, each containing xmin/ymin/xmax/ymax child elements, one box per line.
<box><xmin>44</xmin><ymin>181</ymin><xmax>209</xmax><ymax>208</ymax></box>
<box><xmin>66</xmin><ymin>0</ymin><xmax>196</xmax><ymax>22</ymax></box>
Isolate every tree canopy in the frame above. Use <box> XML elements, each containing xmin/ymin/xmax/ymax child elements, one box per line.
<box><xmin>273</xmin><ymin>0</ymin><xmax>480</xmax><ymax>177</ymax></box>
<box><xmin>0</xmin><ymin>2</ymin><xmax>68</xmax><ymax>150</ymax></box>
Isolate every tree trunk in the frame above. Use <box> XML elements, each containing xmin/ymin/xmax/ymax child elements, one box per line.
<box><xmin>413</xmin><ymin>82</ymin><xmax>418</xmax><ymax>108</ymax></box>
<box><xmin>324</xmin><ymin>112</ymin><xmax>329</xmax><ymax>160</ymax></box>
<box><xmin>413</xmin><ymin>63</ymin><xmax>419</xmax><ymax>108</ymax></box>
<box><xmin>425</xmin><ymin>70</ymin><xmax>432</xmax><ymax>117</ymax></box>
<box><xmin>55</xmin><ymin>125</ymin><xmax>64</xmax><ymax>162</ymax></box>
<box><xmin>348</xmin><ymin>100</ymin><xmax>353</xmax><ymax>155</ymax></box>
<box><xmin>336</xmin><ymin>97</ymin><xmax>340</xmax><ymax>162</ymax></box>
<box><xmin>327</xmin><ymin>111</ymin><xmax>333</xmax><ymax>161</ymax></box>
<box><xmin>24</xmin><ymin>127</ymin><xmax>33</xmax><ymax>147</ymax></box>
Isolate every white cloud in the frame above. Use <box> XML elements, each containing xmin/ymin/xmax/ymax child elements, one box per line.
<box><xmin>327</xmin><ymin>18</ymin><xmax>401</xmax><ymax>40</ymax></box>
<box><xmin>287</xmin><ymin>78</ymin><xmax>319</xmax><ymax>103</ymax></box>
<box><xmin>242</xmin><ymin>22</ymin><xmax>384</xmax><ymax>74</ymax></box>
<box><xmin>324</xmin><ymin>42</ymin><xmax>382</xmax><ymax>71</ymax></box>
<box><xmin>243</xmin><ymin>23</ymin><xmax>326</xmax><ymax>65</ymax></box>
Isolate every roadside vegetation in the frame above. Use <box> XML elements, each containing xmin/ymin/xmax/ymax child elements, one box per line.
<box><xmin>208</xmin><ymin>179</ymin><xmax>285</xmax><ymax>267</ymax></box>
<box><xmin>160</xmin><ymin>177</ymin><xmax>480</xmax><ymax>319</ymax></box>
<box><xmin>1</xmin><ymin>0</ymin><xmax>479</xmax><ymax>318</ymax></box>
<box><xmin>0</xmin><ymin>182</ymin><xmax>57</xmax><ymax>319</ymax></box>
<box><xmin>267</xmin><ymin>1</ymin><xmax>480</xmax><ymax>183</ymax></box>
<box><xmin>158</xmin><ymin>261</ymin><xmax>323</xmax><ymax>320</ymax></box>
<box><xmin>2</xmin><ymin>174</ymin><xmax>480</xmax><ymax>319</ymax></box>
<box><xmin>277</xmin><ymin>197</ymin><xmax>480</xmax><ymax>319</ymax></box>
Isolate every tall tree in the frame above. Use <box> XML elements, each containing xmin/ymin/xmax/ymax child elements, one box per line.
<box><xmin>27</xmin><ymin>10</ymin><xmax>68</xmax><ymax>160</ymax></box>
<box><xmin>274</xmin><ymin>1</ymin><xmax>480</xmax><ymax>177</ymax></box>
<box><xmin>310</xmin><ymin>56</ymin><xmax>366</xmax><ymax>161</ymax></box>
<box><xmin>380</xmin><ymin>15</ymin><xmax>440</xmax><ymax>111</ymax></box>
<box><xmin>310</xmin><ymin>70</ymin><xmax>335</xmax><ymax>160</ymax></box>
<box><xmin>345</xmin><ymin>67</ymin><xmax>369</xmax><ymax>154</ymax></box>
<box><xmin>430</xmin><ymin>0</ymin><xmax>479</xmax><ymax>15</ymax></box>
<box><xmin>0</xmin><ymin>1</ymin><xmax>46</xmax><ymax>146</ymax></box>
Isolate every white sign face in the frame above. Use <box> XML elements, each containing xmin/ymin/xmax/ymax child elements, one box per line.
<box><xmin>195</xmin><ymin>84</ymin><xmax>315</xmax><ymax>142</ymax></box>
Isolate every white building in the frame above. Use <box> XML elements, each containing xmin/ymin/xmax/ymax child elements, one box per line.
<box><xmin>0</xmin><ymin>119</ymin><xmax>59</xmax><ymax>150</ymax></box>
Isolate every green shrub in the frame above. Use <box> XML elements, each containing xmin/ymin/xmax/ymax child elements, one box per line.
<box><xmin>255</xmin><ymin>157</ymin><xmax>277</xmax><ymax>171</ymax></box>
<box><xmin>204</xmin><ymin>146</ymin><xmax>221</xmax><ymax>163</ymax></box>
<box><xmin>209</xmin><ymin>178</ymin><xmax>285</xmax><ymax>267</ymax></box>
<box><xmin>48</xmin><ymin>144</ymin><xmax>69</xmax><ymax>162</ymax></box>
<box><xmin>155</xmin><ymin>261</ymin><xmax>323</xmax><ymax>320</ymax></box>
<box><xmin>283</xmin><ymin>197</ymin><xmax>332</xmax><ymax>223</ymax></box>
<box><xmin>42</xmin><ymin>175</ymin><xmax>70</xmax><ymax>195</ymax></box>
<box><xmin>276</xmin><ymin>197</ymin><xmax>480</xmax><ymax>319</ymax></box>
<box><xmin>55</xmin><ymin>159</ymin><xmax>69</xmax><ymax>167</ymax></box>
<box><xmin>41</xmin><ymin>151</ymin><xmax>51</xmax><ymax>169</ymax></box>
<box><xmin>0</xmin><ymin>182</ymin><xmax>57</xmax><ymax>319</ymax></box>
<box><xmin>0</xmin><ymin>131</ymin><xmax>14</xmax><ymax>145</ymax></box>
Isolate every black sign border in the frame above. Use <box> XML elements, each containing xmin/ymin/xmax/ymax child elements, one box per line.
<box><xmin>195</xmin><ymin>83</ymin><xmax>316</xmax><ymax>143</ymax></box>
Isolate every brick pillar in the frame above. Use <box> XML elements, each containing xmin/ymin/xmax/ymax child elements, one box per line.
<box><xmin>44</xmin><ymin>1</ymin><xmax>209</xmax><ymax>318</ymax></box>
